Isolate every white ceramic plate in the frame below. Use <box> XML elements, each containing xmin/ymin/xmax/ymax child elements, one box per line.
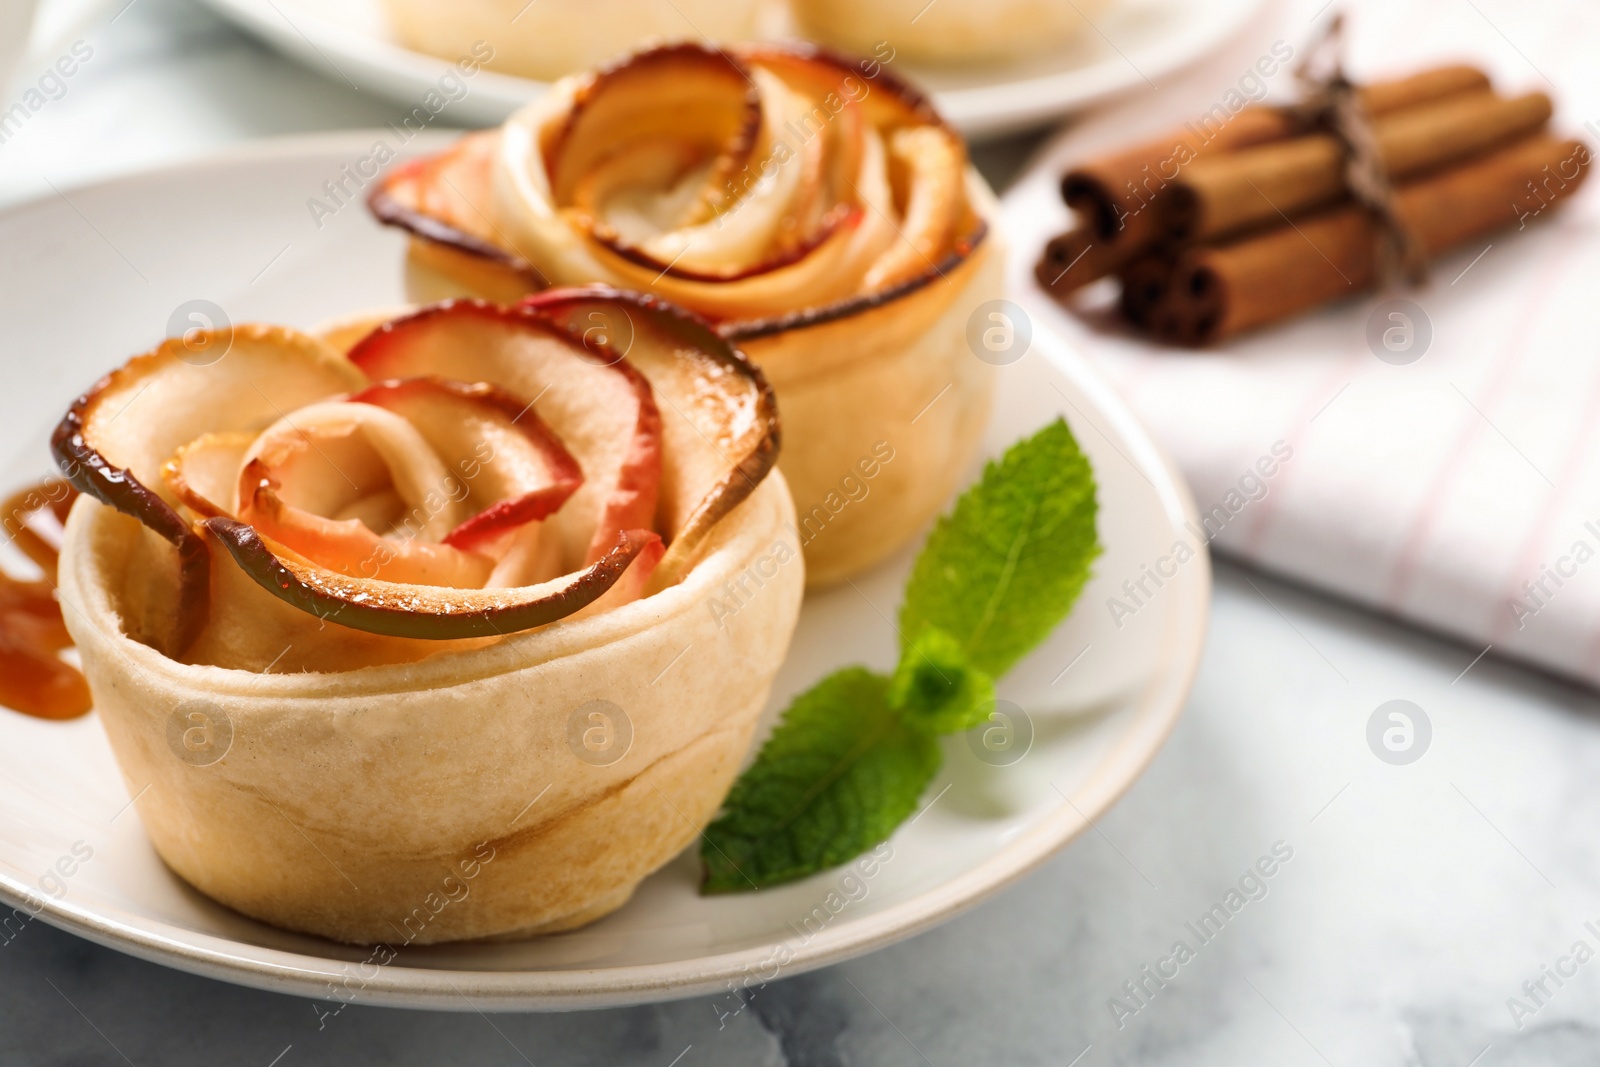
<box><xmin>0</xmin><ymin>132</ymin><xmax>1208</xmax><ymax>1010</ymax></box>
<box><xmin>193</xmin><ymin>0</ymin><xmax>1266</xmax><ymax>137</ymax></box>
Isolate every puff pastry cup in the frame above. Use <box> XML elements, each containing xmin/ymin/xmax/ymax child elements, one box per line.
<box><xmin>53</xmin><ymin>292</ymin><xmax>803</xmax><ymax>944</ymax></box>
<box><xmin>368</xmin><ymin>43</ymin><xmax>1003</xmax><ymax>586</ymax></box>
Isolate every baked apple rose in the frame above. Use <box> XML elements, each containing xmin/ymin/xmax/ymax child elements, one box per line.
<box><xmin>53</xmin><ymin>293</ymin><xmax>804</xmax><ymax>944</ymax></box>
<box><xmin>369</xmin><ymin>43</ymin><xmax>1003</xmax><ymax>585</ymax></box>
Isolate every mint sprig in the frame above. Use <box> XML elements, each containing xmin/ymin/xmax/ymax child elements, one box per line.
<box><xmin>888</xmin><ymin>626</ymin><xmax>995</xmax><ymax>734</ymax></box>
<box><xmin>900</xmin><ymin>417</ymin><xmax>1099</xmax><ymax>678</ymax></box>
<box><xmin>701</xmin><ymin>419</ymin><xmax>1100</xmax><ymax>893</ymax></box>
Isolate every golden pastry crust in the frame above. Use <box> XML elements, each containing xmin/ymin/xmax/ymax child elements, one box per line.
<box><xmin>62</xmin><ymin>478</ymin><xmax>801</xmax><ymax>944</ymax></box>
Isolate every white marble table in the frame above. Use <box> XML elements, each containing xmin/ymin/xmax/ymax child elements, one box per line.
<box><xmin>4</xmin><ymin>2</ymin><xmax>1599</xmax><ymax>1064</ymax></box>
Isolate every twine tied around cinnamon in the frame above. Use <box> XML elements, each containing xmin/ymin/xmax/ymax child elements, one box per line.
<box><xmin>1290</xmin><ymin>13</ymin><xmax>1430</xmax><ymax>287</ymax></box>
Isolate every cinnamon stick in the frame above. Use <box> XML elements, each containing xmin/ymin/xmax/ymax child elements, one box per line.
<box><xmin>1165</xmin><ymin>91</ymin><xmax>1553</xmax><ymax>242</ymax></box>
<box><xmin>1145</xmin><ymin>135</ymin><xmax>1591</xmax><ymax>345</ymax></box>
<box><xmin>1117</xmin><ymin>253</ymin><xmax>1181</xmax><ymax>330</ymax></box>
<box><xmin>1033</xmin><ymin>228</ymin><xmax>1144</xmax><ymax>299</ymax></box>
<box><xmin>1060</xmin><ymin>64</ymin><xmax>1491</xmax><ymax>247</ymax></box>
<box><xmin>1357</xmin><ymin>64</ymin><xmax>1496</xmax><ymax>114</ymax></box>
<box><xmin>1043</xmin><ymin>89</ymin><xmax>1545</xmax><ymax>299</ymax></box>
<box><xmin>1062</xmin><ymin>107</ymin><xmax>1291</xmax><ymax>249</ymax></box>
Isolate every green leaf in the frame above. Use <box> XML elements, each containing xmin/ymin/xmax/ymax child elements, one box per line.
<box><xmin>700</xmin><ymin>668</ymin><xmax>942</xmax><ymax>893</ymax></box>
<box><xmin>888</xmin><ymin>626</ymin><xmax>996</xmax><ymax>734</ymax></box>
<box><xmin>699</xmin><ymin>421</ymin><xmax>1101</xmax><ymax>897</ymax></box>
<box><xmin>899</xmin><ymin>418</ymin><xmax>1099</xmax><ymax>678</ymax></box>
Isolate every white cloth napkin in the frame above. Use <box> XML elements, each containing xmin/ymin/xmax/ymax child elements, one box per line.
<box><xmin>1004</xmin><ymin>0</ymin><xmax>1600</xmax><ymax>686</ymax></box>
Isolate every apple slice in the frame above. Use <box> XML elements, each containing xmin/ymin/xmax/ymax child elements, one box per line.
<box><xmin>739</xmin><ymin>43</ymin><xmax>947</xmax><ymax>133</ymax></box>
<box><xmin>162</xmin><ymin>431</ymin><xmax>254</xmax><ymax>518</ymax></box>
<box><xmin>545</xmin><ymin>43</ymin><xmax>760</xmax><ymax>210</ymax></box>
<box><xmin>399</xmin><ymin>130</ymin><xmax>502</xmax><ymax>247</ymax></box>
<box><xmin>367</xmin><ymin>131</ymin><xmax>539</xmax><ymax>278</ymax></box>
<box><xmin>234</xmin><ymin>399</ymin><xmax>495</xmax><ymax>589</ymax></box>
<box><xmin>575</xmin><ymin>67</ymin><xmax>814</xmax><ymax>279</ymax></box>
<box><xmin>557</xmin><ymin>61</ymin><xmax>866</xmax><ymax>303</ymax></box>
<box><xmin>201</xmin><ymin>518</ymin><xmax>658</xmax><ymax>640</ymax></box>
<box><xmin>521</xmin><ymin>287</ymin><xmax>778</xmax><ymax>586</ymax></box>
<box><xmin>239</xmin><ymin>479</ymin><xmax>495</xmax><ymax>590</ymax></box>
<box><xmin>225</xmin><ymin>377</ymin><xmax>587</xmax><ymax>591</ymax></box>
<box><xmin>568</xmin><ymin>137</ymin><xmax>715</xmax><ymax>245</ymax></box>
<box><xmin>347</xmin><ymin>300</ymin><xmax>662</xmax><ymax>570</ymax></box>
<box><xmin>52</xmin><ymin>325</ymin><xmax>368</xmax><ymax>651</ymax></box>
<box><xmin>349</xmin><ymin>377</ymin><xmax>584</xmax><ymax>552</ymax></box>
<box><xmin>568</xmin><ymin>530</ymin><xmax>666</xmax><ymax>621</ymax></box>
<box><xmin>574</xmin><ymin>117</ymin><xmax>885</xmax><ymax>321</ymax></box>
<box><xmin>861</xmin><ymin>125</ymin><xmax>965</xmax><ymax>292</ymax></box>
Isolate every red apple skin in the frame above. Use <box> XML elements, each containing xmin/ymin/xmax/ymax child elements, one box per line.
<box><xmin>346</xmin><ymin>299</ymin><xmax>666</xmax><ymax>567</ymax></box>
<box><xmin>519</xmin><ymin>285</ymin><xmax>781</xmax><ymax>584</ymax></box>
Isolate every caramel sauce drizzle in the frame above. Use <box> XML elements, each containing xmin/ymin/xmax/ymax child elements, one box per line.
<box><xmin>0</xmin><ymin>480</ymin><xmax>91</xmax><ymax>720</ymax></box>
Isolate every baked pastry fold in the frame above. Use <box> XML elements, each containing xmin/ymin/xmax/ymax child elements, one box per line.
<box><xmin>370</xmin><ymin>43</ymin><xmax>1003</xmax><ymax>585</ymax></box>
<box><xmin>54</xmin><ymin>293</ymin><xmax>803</xmax><ymax>944</ymax></box>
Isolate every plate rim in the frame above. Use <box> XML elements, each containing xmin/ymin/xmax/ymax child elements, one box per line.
<box><xmin>0</xmin><ymin>131</ymin><xmax>1210</xmax><ymax>1011</ymax></box>
<box><xmin>189</xmin><ymin>0</ymin><xmax>1269</xmax><ymax>137</ymax></box>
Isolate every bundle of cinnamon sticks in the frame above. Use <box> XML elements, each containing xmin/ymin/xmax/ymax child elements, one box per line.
<box><xmin>1035</xmin><ymin>64</ymin><xmax>1592</xmax><ymax>346</ymax></box>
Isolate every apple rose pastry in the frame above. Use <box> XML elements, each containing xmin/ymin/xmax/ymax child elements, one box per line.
<box><xmin>53</xmin><ymin>294</ymin><xmax>803</xmax><ymax>945</ymax></box>
<box><xmin>381</xmin><ymin>0</ymin><xmax>762</xmax><ymax>82</ymax></box>
<box><xmin>368</xmin><ymin>43</ymin><xmax>1002</xmax><ymax>586</ymax></box>
<box><xmin>791</xmin><ymin>0</ymin><xmax>1112</xmax><ymax>66</ymax></box>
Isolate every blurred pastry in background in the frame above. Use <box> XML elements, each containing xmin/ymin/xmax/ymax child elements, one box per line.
<box><xmin>368</xmin><ymin>43</ymin><xmax>1003</xmax><ymax>587</ymax></box>
<box><xmin>381</xmin><ymin>0</ymin><xmax>762</xmax><ymax>81</ymax></box>
<box><xmin>789</xmin><ymin>0</ymin><xmax>1111</xmax><ymax>66</ymax></box>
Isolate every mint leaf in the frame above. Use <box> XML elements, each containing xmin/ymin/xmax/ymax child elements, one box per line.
<box><xmin>899</xmin><ymin>418</ymin><xmax>1099</xmax><ymax>678</ymax></box>
<box><xmin>701</xmin><ymin>668</ymin><xmax>941</xmax><ymax>893</ymax></box>
<box><xmin>889</xmin><ymin>626</ymin><xmax>995</xmax><ymax>734</ymax></box>
<box><xmin>701</xmin><ymin>419</ymin><xmax>1100</xmax><ymax>895</ymax></box>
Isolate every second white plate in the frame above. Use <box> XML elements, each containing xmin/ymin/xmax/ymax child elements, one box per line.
<box><xmin>193</xmin><ymin>0</ymin><xmax>1266</xmax><ymax>137</ymax></box>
